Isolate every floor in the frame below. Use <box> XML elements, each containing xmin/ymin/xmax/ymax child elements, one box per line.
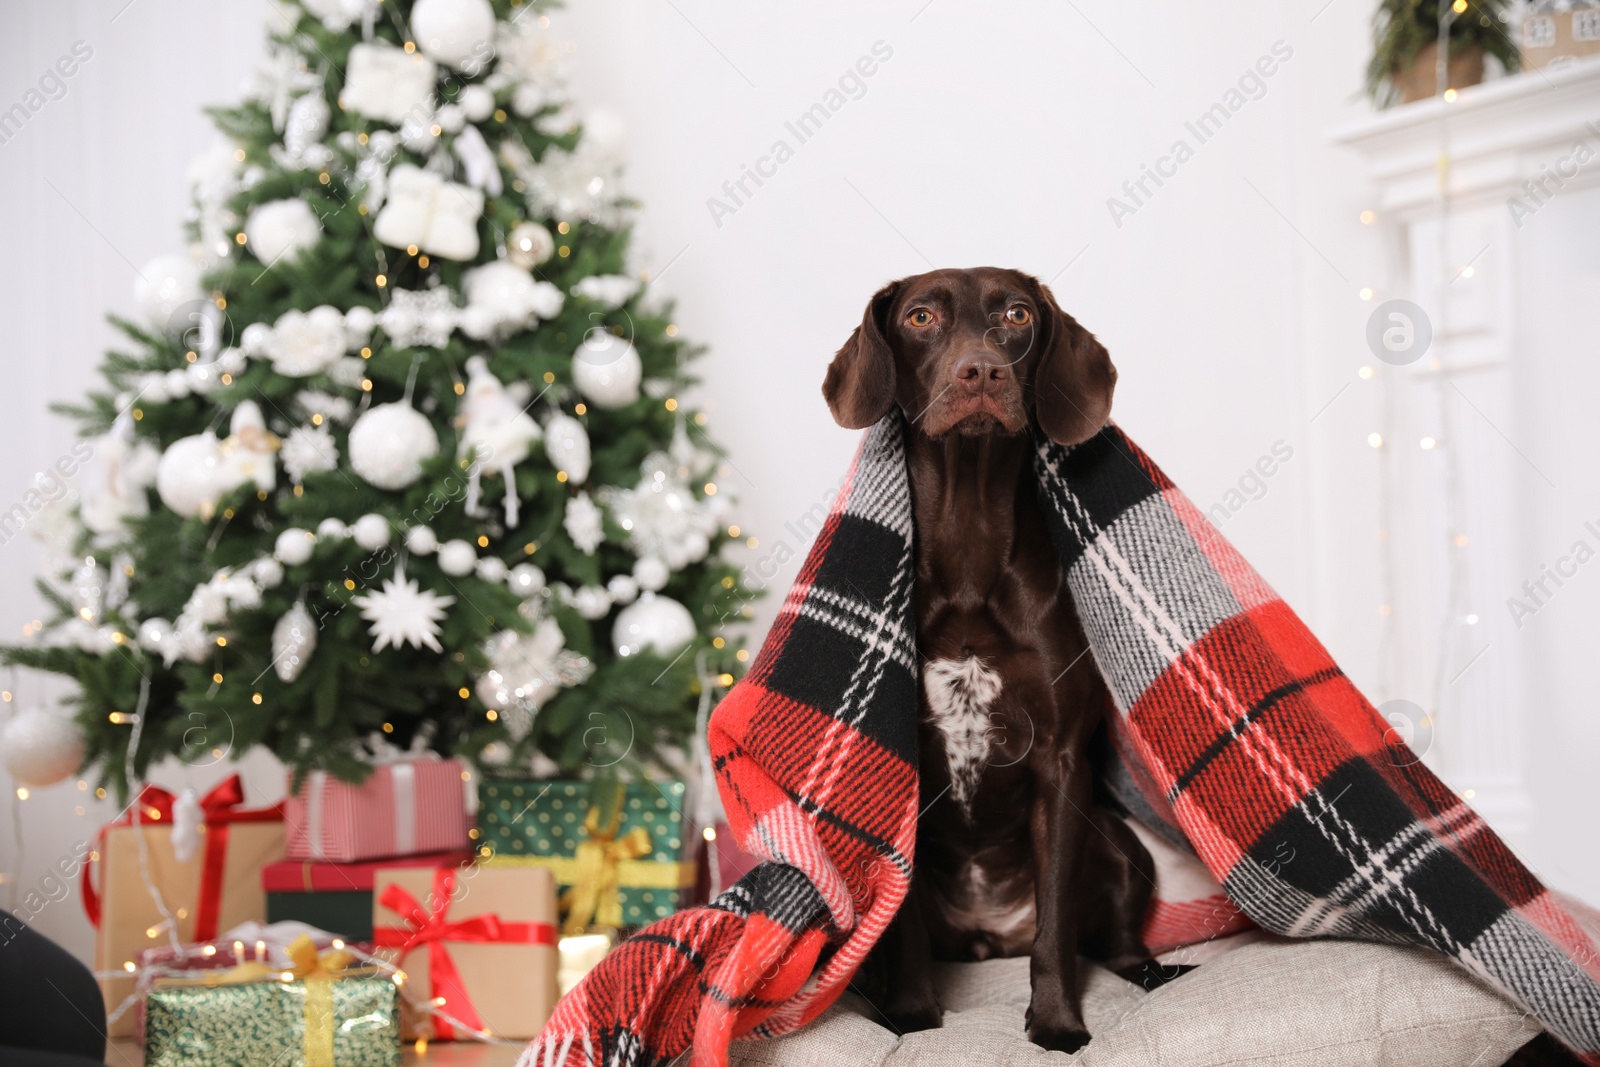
<box><xmin>109</xmin><ymin>1038</ymin><xmax>526</xmax><ymax>1065</ymax></box>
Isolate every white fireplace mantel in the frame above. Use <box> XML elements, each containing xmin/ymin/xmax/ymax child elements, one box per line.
<box><xmin>1327</xmin><ymin>59</ymin><xmax>1600</xmax><ymax>848</ymax></box>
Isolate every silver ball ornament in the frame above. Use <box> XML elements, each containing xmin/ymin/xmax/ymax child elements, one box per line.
<box><xmin>506</xmin><ymin>223</ymin><xmax>554</xmax><ymax>268</ymax></box>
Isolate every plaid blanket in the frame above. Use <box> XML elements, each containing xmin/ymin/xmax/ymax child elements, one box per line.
<box><xmin>524</xmin><ymin>418</ymin><xmax>1600</xmax><ymax>1067</ymax></box>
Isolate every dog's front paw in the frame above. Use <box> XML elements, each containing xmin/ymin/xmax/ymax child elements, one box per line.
<box><xmin>1025</xmin><ymin>1005</ymin><xmax>1091</xmax><ymax>1053</ymax></box>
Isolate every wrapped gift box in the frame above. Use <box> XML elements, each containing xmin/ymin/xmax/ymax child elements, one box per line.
<box><xmin>86</xmin><ymin>778</ymin><xmax>284</xmax><ymax>1037</ymax></box>
<box><xmin>134</xmin><ymin>922</ymin><xmax>368</xmax><ymax>1043</ymax></box>
<box><xmin>284</xmin><ymin>758</ymin><xmax>472</xmax><ymax>863</ymax></box>
<box><xmin>476</xmin><ymin>779</ymin><xmax>697</xmax><ymax>929</ymax></box>
<box><xmin>143</xmin><ymin>953</ymin><xmax>399</xmax><ymax>1067</ymax></box>
<box><xmin>263</xmin><ymin>850</ymin><xmax>473</xmax><ymax>942</ymax></box>
<box><xmin>372</xmin><ymin>864</ymin><xmax>557</xmax><ymax>1040</ymax></box>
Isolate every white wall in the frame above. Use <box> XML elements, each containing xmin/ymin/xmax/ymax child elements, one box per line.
<box><xmin>0</xmin><ymin>0</ymin><xmax>1593</xmax><ymax>968</ymax></box>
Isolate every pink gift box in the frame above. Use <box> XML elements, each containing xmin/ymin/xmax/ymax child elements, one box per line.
<box><xmin>284</xmin><ymin>758</ymin><xmax>472</xmax><ymax>863</ymax></box>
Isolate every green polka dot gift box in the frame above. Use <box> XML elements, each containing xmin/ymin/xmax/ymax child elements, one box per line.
<box><xmin>476</xmin><ymin>779</ymin><xmax>697</xmax><ymax>930</ymax></box>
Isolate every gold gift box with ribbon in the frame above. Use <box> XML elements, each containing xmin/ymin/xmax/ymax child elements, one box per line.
<box><xmin>143</xmin><ymin>936</ymin><xmax>400</xmax><ymax>1067</ymax></box>
<box><xmin>476</xmin><ymin>779</ymin><xmax>698</xmax><ymax>933</ymax></box>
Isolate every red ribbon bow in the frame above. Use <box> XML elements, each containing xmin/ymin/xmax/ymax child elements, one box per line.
<box><xmin>374</xmin><ymin>866</ymin><xmax>555</xmax><ymax>1040</ymax></box>
<box><xmin>81</xmin><ymin>775</ymin><xmax>284</xmax><ymax>942</ymax></box>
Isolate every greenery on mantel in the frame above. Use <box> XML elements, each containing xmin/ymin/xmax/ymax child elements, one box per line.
<box><xmin>1366</xmin><ymin>0</ymin><xmax>1521</xmax><ymax>105</ymax></box>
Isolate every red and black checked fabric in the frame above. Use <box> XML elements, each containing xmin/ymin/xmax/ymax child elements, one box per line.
<box><xmin>523</xmin><ymin>418</ymin><xmax>1600</xmax><ymax>1067</ymax></box>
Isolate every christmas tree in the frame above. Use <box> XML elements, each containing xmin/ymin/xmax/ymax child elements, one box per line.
<box><xmin>1</xmin><ymin>0</ymin><xmax>753</xmax><ymax>796</ymax></box>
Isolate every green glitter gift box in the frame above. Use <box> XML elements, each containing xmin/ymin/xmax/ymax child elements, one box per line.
<box><xmin>143</xmin><ymin>968</ymin><xmax>400</xmax><ymax>1067</ymax></box>
<box><xmin>477</xmin><ymin>779</ymin><xmax>698</xmax><ymax>930</ymax></box>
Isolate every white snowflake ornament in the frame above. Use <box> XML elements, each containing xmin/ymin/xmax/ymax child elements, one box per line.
<box><xmin>379</xmin><ymin>286</ymin><xmax>459</xmax><ymax>349</ymax></box>
<box><xmin>564</xmin><ymin>492</ymin><xmax>603</xmax><ymax>555</ymax></box>
<box><xmin>354</xmin><ymin>565</ymin><xmax>455</xmax><ymax>653</ymax></box>
<box><xmin>475</xmin><ymin>619</ymin><xmax>594</xmax><ymax>740</ymax></box>
<box><xmin>281</xmin><ymin>424</ymin><xmax>338</xmax><ymax>483</ymax></box>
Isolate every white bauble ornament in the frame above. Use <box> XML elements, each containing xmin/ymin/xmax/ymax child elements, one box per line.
<box><xmin>459</xmin><ymin>85</ymin><xmax>495</xmax><ymax>122</ymax></box>
<box><xmin>411</xmin><ymin>0</ymin><xmax>496</xmax><ymax>71</ymax></box>
<box><xmin>352</xmin><ymin>513</ymin><xmax>390</xmax><ymax>550</ymax></box>
<box><xmin>348</xmin><ymin>402</ymin><xmax>440</xmax><ymax>490</ymax></box>
<box><xmin>612</xmin><ymin>593</ymin><xmax>695</xmax><ymax>657</ymax></box>
<box><xmin>344</xmin><ymin>305</ymin><xmax>376</xmax><ymax>349</ymax></box>
<box><xmin>633</xmin><ymin>555</ymin><xmax>669</xmax><ymax>592</ymax></box>
<box><xmin>185</xmin><ymin>360</ymin><xmax>223</xmax><ymax>396</ymax></box>
<box><xmin>0</xmin><ymin>708</ymin><xmax>85</xmax><ymax>787</ymax></box>
<box><xmin>476</xmin><ymin>557</ymin><xmax>507</xmax><ymax>583</ymax></box>
<box><xmin>272</xmin><ymin>600</ymin><xmax>317</xmax><ymax>683</ymax></box>
<box><xmin>438</xmin><ymin>539</ymin><xmax>477</xmax><ymax>577</ymax></box>
<box><xmin>543</xmin><ymin>412</ymin><xmax>590</xmax><ymax>485</ymax></box>
<box><xmin>250</xmin><ymin>557</ymin><xmax>285</xmax><ymax>588</ymax></box>
<box><xmin>156</xmin><ymin>432</ymin><xmax>226</xmax><ymax>518</ymax></box>
<box><xmin>134</xmin><ymin>254</ymin><xmax>204</xmax><ymax>333</ymax></box>
<box><xmin>436</xmin><ymin>103</ymin><xmax>465</xmax><ymax>134</ymax></box>
<box><xmin>241</xmin><ymin>323</ymin><xmax>271</xmax><ymax>356</ymax></box>
<box><xmin>571</xmin><ymin>585</ymin><xmax>613</xmax><ymax>620</ymax></box>
<box><xmin>274</xmin><ymin>528</ymin><xmax>317</xmax><ymax>566</ymax></box>
<box><xmin>572</xmin><ymin>332</ymin><xmax>642</xmax><ymax>408</ymax></box>
<box><xmin>316</xmin><ymin>518</ymin><xmax>349</xmax><ymax>540</ymax></box>
<box><xmin>405</xmin><ymin>525</ymin><xmax>438</xmax><ymax>555</ymax></box>
<box><xmin>505</xmin><ymin>223</ymin><xmax>554</xmax><ymax>268</ymax></box>
<box><xmin>607</xmin><ymin>574</ymin><xmax>639</xmax><ymax>605</ymax></box>
<box><xmin>507</xmin><ymin>563</ymin><xmax>544</xmax><ymax>596</ymax></box>
<box><xmin>244</xmin><ymin>199</ymin><xmax>322</xmax><ymax>264</ymax></box>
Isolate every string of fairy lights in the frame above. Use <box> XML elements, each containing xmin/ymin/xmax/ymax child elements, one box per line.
<box><xmin>1360</xmin><ymin>0</ymin><xmax>1509</xmax><ymax>791</ymax></box>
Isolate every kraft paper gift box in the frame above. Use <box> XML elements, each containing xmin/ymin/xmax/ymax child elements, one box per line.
<box><xmin>283</xmin><ymin>757</ymin><xmax>472</xmax><ymax>863</ymax></box>
<box><xmin>262</xmin><ymin>849</ymin><xmax>474</xmax><ymax>942</ymax></box>
<box><xmin>371</xmin><ymin>864</ymin><xmax>558</xmax><ymax>1040</ymax></box>
<box><xmin>84</xmin><ymin>776</ymin><xmax>285</xmax><ymax>1037</ymax></box>
<box><xmin>476</xmin><ymin>779</ymin><xmax>698</xmax><ymax>929</ymax></box>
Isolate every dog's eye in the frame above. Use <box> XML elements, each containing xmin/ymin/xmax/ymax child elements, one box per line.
<box><xmin>906</xmin><ymin>308</ymin><xmax>934</xmax><ymax>328</ymax></box>
<box><xmin>1005</xmin><ymin>305</ymin><xmax>1032</xmax><ymax>326</ymax></box>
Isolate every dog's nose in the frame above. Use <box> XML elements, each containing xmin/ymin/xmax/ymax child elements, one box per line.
<box><xmin>952</xmin><ymin>352</ymin><xmax>1007</xmax><ymax>394</ymax></box>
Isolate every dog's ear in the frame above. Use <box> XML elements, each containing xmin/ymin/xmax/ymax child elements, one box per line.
<box><xmin>822</xmin><ymin>281</ymin><xmax>900</xmax><ymax>429</ymax></box>
<box><xmin>1029</xmin><ymin>279</ymin><xmax>1117</xmax><ymax>446</ymax></box>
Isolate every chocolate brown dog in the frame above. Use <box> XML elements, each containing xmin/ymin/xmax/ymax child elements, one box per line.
<box><xmin>824</xmin><ymin>268</ymin><xmax>1155</xmax><ymax>1052</ymax></box>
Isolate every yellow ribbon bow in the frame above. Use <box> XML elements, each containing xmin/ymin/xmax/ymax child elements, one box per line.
<box><xmin>560</xmin><ymin>803</ymin><xmax>654</xmax><ymax>934</ymax></box>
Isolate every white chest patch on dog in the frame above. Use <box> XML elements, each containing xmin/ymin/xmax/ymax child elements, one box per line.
<box><xmin>923</xmin><ymin>655</ymin><xmax>1004</xmax><ymax>817</ymax></box>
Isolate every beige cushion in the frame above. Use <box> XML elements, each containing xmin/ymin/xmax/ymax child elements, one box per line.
<box><xmin>729</xmin><ymin>936</ymin><xmax>1542</xmax><ymax>1067</ymax></box>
